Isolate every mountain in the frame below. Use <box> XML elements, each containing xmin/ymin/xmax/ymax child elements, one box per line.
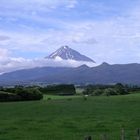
<box><xmin>46</xmin><ymin>46</ymin><xmax>95</xmax><ymax>63</ymax></box>
<box><xmin>1</xmin><ymin>63</ymin><xmax>140</xmax><ymax>85</ymax></box>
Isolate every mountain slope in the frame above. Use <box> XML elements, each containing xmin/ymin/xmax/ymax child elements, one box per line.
<box><xmin>0</xmin><ymin>63</ymin><xmax>140</xmax><ymax>85</ymax></box>
<box><xmin>46</xmin><ymin>46</ymin><xmax>95</xmax><ymax>63</ymax></box>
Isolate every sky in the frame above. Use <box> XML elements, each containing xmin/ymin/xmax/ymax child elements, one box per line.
<box><xmin>0</xmin><ymin>0</ymin><xmax>140</xmax><ymax>73</ymax></box>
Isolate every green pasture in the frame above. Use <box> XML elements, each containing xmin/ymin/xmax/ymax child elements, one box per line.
<box><xmin>0</xmin><ymin>93</ymin><xmax>140</xmax><ymax>139</ymax></box>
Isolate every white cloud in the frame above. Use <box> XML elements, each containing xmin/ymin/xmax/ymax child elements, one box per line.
<box><xmin>0</xmin><ymin>0</ymin><xmax>78</xmax><ymax>16</ymax></box>
<box><xmin>0</xmin><ymin>57</ymin><xmax>97</xmax><ymax>74</ymax></box>
<box><xmin>0</xmin><ymin>48</ymin><xmax>10</xmax><ymax>58</ymax></box>
<box><xmin>0</xmin><ymin>35</ymin><xmax>10</xmax><ymax>41</ymax></box>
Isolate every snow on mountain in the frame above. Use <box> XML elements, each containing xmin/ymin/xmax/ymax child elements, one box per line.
<box><xmin>46</xmin><ymin>46</ymin><xmax>95</xmax><ymax>63</ymax></box>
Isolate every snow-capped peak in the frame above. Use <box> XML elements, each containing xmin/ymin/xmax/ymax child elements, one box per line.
<box><xmin>46</xmin><ymin>46</ymin><xmax>95</xmax><ymax>63</ymax></box>
<box><xmin>62</xmin><ymin>45</ymin><xmax>69</xmax><ymax>49</ymax></box>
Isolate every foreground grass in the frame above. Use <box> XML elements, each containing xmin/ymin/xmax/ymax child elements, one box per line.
<box><xmin>0</xmin><ymin>93</ymin><xmax>140</xmax><ymax>139</ymax></box>
<box><xmin>43</xmin><ymin>95</ymin><xmax>80</xmax><ymax>100</ymax></box>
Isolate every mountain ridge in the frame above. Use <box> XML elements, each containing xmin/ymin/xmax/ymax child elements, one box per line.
<box><xmin>0</xmin><ymin>63</ymin><xmax>140</xmax><ymax>85</ymax></box>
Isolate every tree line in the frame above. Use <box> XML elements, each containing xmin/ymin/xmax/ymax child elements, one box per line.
<box><xmin>0</xmin><ymin>84</ymin><xmax>76</xmax><ymax>102</ymax></box>
<box><xmin>0</xmin><ymin>83</ymin><xmax>139</xmax><ymax>101</ymax></box>
<box><xmin>0</xmin><ymin>86</ymin><xmax>43</xmax><ymax>102</ymax></box>
<box><xmin>82</xmin><ymin>83</ymin><xmax>140</xmax><ymax>96</ymax></box>
<box><xmin>39</xmin><ymin>84</ymin><xmax>76</xmax><ymax>95</ymax></box>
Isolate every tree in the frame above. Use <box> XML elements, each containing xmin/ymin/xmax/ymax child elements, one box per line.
<box><xmin>40</xmin><ymin>84</ymin><xmax>76</xmax><ymax>95</ymax></box>
<box><xmin>0</xmin><ymin>86</ymin><xmax>43</xmax><ymax>102</ymax></box>
<box><xmin>17</xmin><ymin>88</ymin><xmax>43</xmax><ymax>101</ymax></box>
<box><xmin>103</xmin><ymin>88</ymin><xmax>118</xmax><ymax>96</ymax></box>
<box><xmin>92</xmin><ymin>89</ymin><xmax>103</xmax><ymax>96</ymax></box>
<box><xmin>115</xmin><ymin>83</ymin><xmax>128</xmax><ymax>95</ymax></box>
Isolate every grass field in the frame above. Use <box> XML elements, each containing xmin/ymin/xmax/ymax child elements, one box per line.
<box><xmin>0</xmin><ymin>93</ymin><xmax>140</xmax><ymax>140</ymax></box>
<box><xmin>43</xmin><ymin>94</ymin><xmax>81</xmax><ymax>100</ymax></box>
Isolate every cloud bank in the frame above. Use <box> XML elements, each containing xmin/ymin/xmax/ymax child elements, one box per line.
<box><xmin>0</xmin><ymin>57</ymin><xmax>97</xmax><ymax>74</ymax></box>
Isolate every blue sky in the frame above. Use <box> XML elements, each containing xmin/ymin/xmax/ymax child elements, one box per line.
<box><xmin>0</xmin><ymin>0</ymin><xmax>140</xmax><ymax>72</ymax></box>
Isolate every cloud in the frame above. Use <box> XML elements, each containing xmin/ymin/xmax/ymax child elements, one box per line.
<box><xmin>0</xmin><ymin>48</ymin><xmax>10</xmax><ymax>58</ymax></box>
<box><xmin>0</xmin><ymin>57</ymin><xmax>97</xmax><ymax>74</ymax></box>
<box><xmin>0</xmin><ymin>35</ymin><xmax>10</xmax><ymax>41</ymax></box>
<box><xmin>0</xmin><ymin>0</ymin><xmax>78</xmax><ymax>16</ymax></box>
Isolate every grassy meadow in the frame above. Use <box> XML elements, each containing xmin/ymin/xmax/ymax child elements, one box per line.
<box><xmin>0</xmin><ymin>93</ymin><xmax>140</xmax><ymax>139</ymax></box>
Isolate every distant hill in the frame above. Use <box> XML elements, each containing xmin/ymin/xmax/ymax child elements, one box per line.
<box><xmin>0</xmin><ymin>63</ymin><xmax>140</xmax><ymax>85</ymax></box>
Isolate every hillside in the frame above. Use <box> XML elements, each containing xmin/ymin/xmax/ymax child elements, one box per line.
<box><xmin>0</xmin><ymin>63</ymin><xmax>140</xmax><ymax>85</ymax></box>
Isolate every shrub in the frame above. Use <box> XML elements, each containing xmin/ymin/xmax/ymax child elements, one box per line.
<box><xmin>103</xmin><ymin>88</ymin><xmax>118</xmax><ymax>96</ymax></box>
<box><xmin>0</xmin><ymin>87</ymin><xmax>43</xmax><ymax>102</ymax></box>
<box><xmin>0</xmin><ymin>91</ymin><xmax>20</xmax><ymax>102</ymax></box>
<box><xmin>115</xmin><ymin>83</ymin><xmax>128</xmax><ymax>95</ymax></box>
<box><xmin>47</xmin><ymin>97</ymin><xmax>51</xmax><ymax>101</ymax></box>
<box><xmin>17</xmin><ymin>88</ymin><xmax>43</xmax><ymax>101</ymax></box>
<box><xmin>92</xmin><ymin>89</ymin><xmax>103</xmax><ymax>96</ymax></box>
<box><xmin>40</xmin><ymin>84</ymin><xmax>76</xmax><ymax>95</ymax></box>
